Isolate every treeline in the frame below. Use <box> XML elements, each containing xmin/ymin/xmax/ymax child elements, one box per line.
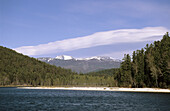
<box><xmin>116</xmin><ymin>32</ymin><xmax>170</xmax><ymax>88</ymax></box>
<box><xmin>86</xmin><ymin>68</ymin><xmax>119</xmax><ymax>76</ymax></box>
<box><xmin>89</xmin><ymin>32</ymin><xmax>170</xmax><ymax>88</ymax></box>
<box><xmin>0</xmin><ymin>46</ymin><xmax>115</xmax><ymax>87</ymax></box>
<box><xmin>0</xmin><ymin>46</ymin><xmax>75</xmax><ymax>86</ymax></box>
<box><xmin>84</xmin><ymin>33</ymin><xmax>170</xmax><ymax>88</ymax></box>
<box><xmin>0</xmin><ymin>33</ymin><xmax>169</xmax><ymax>88</ymax></box>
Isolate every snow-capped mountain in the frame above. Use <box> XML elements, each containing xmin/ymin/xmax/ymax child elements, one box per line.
<box><xmin>38</xmin><ymin>55</ymin><xmax>121</xmax><ymax>73</ymax></box>
<box><xmin>39</xmin><ymin>55</ymin><xmax>120</xmax><ymax>62</ymax></box>
<box><xmin>55</xmin><ymin>55</ymin><xmax>74</xmax><ymax>60</ymax></box>
<box><xmin>76</xmin><ymin>56</ymin><xmax>121</xmax><ymax>62</ymax></box>
<box><xmin>39</xmin><ymin>55</ymin><xmax>120</xmax><ymax>61</ymax></box>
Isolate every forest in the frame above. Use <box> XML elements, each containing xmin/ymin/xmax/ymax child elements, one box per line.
<box><xmin>0</xmin><ymin>32</ymin><xmax>169</xmax><ymax>88</ymax></box>
<box><xmin>117</xmin><ymin>32</ymin><xmax>170</xmax><ymax>88</ymax></box>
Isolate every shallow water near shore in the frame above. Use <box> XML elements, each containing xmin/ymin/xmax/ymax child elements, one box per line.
<box><xmin>0</xmin><ymin>88</ymin><xmax>170</xmax><ymax>111</ymax></box>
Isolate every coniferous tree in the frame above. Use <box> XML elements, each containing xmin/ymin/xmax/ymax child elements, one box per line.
<box><xmin>120</xmin><ymin>54</ymin><xmax>132</xmax><ymax>87</ymax></box>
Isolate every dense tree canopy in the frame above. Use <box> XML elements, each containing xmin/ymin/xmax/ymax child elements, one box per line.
<box><xmin>116</xmin><ymin>32</ymin><xmax>170</xmax><ymax>88</ymax></box>
<box><xmin>0</xmin><ymin>46</ymin><xmax>76</xmax><ymax>86</ymax></box>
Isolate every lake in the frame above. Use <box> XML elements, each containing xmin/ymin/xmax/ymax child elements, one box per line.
<box><xmin>0</xmin><ymin>88</ymin><xmax>169</xmax><ymax>111</ymax></box>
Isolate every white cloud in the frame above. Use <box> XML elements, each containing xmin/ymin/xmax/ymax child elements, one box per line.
<box><xmin>14</xmin><ymin>27</ymin><xmax>169</xmax><ymax>56</ymax></box>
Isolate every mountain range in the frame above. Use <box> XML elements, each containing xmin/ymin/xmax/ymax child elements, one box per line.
<box><xmin>38</xmin><ymin>55</ymin><xmax>121</xmax><ymax>73</ymax></box>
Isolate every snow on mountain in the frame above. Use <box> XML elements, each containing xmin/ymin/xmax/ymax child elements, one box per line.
<box><xmin>76</xmin><ymin>56</ymin><xmax>120</xmax><ymax>62</ymax></box>
<box><xmin>55</xmin><ymin>55</ymin><xmax>74</xmax><ymax>60</ymax></box>
<box><xmin>38</xmin><ymin>55</ymin><xmax>121</xmax><ymax>62</ymax></box>
<box><xmin>47</xmin><ymin>58</ymin><xmax>54</xmax><ymax>62</ymax></box>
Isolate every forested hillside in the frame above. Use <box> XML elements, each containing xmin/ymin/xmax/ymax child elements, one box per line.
<box><xmin>0</xmin><ymin>32</ymin><xmax>169</xmax><ymax>88</ymax></box>
<box><xmin>0</xmin><ymin>46</ymin><xmax>76</xmax><ymax>86</ymax></box>
<box><xmin>0</xmin><ymin>46</ymin><xmax>115</xmax><ymax>86</ymax></box>
<box><xmin>86</xmin><ymin>68</ymin><xmax>119</xmax><ymax>76</ymax></box>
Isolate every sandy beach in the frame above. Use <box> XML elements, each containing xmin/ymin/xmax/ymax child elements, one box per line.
<box><xmin>18</xmin><ymin>87</ymin><xmax>170</xmax><ymax>93</ymax></box>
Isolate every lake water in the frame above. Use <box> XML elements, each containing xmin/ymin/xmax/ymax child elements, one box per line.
<box><xmin>0</xmin><ymin>88</ymin><xmax>169</xmax><ymax>111</ymax></box>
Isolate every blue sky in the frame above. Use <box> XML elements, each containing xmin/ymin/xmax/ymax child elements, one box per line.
<box><xmin>1</xmin><ymin>0</ymin><xmax>170</xmax><ymax>59</ymax></box>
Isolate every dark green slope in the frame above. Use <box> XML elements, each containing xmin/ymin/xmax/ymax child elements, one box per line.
<box><xmin>0</xmin><ymin>46</ymin><xmax>116</xmax><ymax>87</ymax></box>
<box><xmin>0</xmin><ymin>46</ymin><xmax>75</xmax><ymax>86</ymax></box>
<box><xmin>86</xmin><ymin>68</ymin><xmax>119</xmax><ymax>76</ymax></box>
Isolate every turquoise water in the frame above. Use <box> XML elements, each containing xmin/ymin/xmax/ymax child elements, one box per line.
<box><xmin>0</xmin><ymin>88</ymin><xmax>169</xmax><ymax>111</ymax></box>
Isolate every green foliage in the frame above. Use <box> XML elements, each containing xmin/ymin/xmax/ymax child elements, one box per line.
<box><xmin>0</xmin><ymin>46</ymin><xmax>75</xmax><ymax>86</ymax></box>
<box><xmin>119</xmin><ymin>54</ymin><xmax>132</xmax><ymax>87</ymax></box>
<box><xmin>86</xmin><ymin>68</ymin><xmax>119</xmax><ymax>76</ymax></box>
<box><xmin>120</xmin><ymin>32</ymin><xmax>170</xmax><ymax>88</ymax></box>
<box><xmin>0</xmin><ymin>46</ymin><xmax>117</xmax><ymax>87</ymax></box>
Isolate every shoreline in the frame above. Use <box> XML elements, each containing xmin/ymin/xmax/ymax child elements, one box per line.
<box><xmin>17</xmin><ymin>87</ymin><xmax>170</xmax><ymax>93</ymax></box>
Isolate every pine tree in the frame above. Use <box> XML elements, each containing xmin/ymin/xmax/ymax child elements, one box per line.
<box><xmin>120</xmin><ymin>54</ymin><xmax>132</xmax><ymax>87</ymax></box>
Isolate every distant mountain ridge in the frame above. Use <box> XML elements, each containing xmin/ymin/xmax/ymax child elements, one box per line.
<box><xmin>39</xmin><ymin>55</ymin><xmax>121</xmax><ymax>61</ymax></box>
<box><xmin>38</xmin><ymin>55</ymin><xmax>121</xmax><ymax>73</ymax></box>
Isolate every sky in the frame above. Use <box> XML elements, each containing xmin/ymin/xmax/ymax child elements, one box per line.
<box><xmin>1</xmin><ymin>0</ymin><xmax>170</xmax><ymax>59</ymax></box>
